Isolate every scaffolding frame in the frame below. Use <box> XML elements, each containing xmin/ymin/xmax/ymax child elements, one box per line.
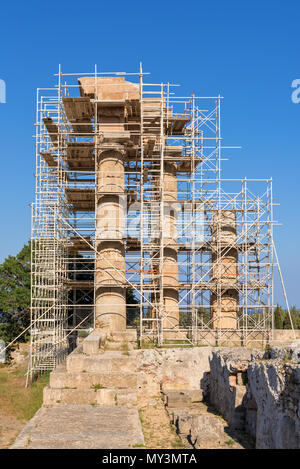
<box><xmin>29</xmin><ymin>65</ymin><xmax>277</xmax><ymax>376</ymax></box>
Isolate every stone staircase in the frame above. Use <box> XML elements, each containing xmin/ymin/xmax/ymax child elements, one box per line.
<box><xmin>44</xmin><ymin>330</ymin><xmax>138</xmax><ymax>407</ymax></box>
<box><xmin>12</xmin><ymin>330</ymin><xmax>145</xmax><ymax>449</ymax></box>
<box><xmin>162</xmin><ymin>388</ymin><xmax>252</xmax><ymax>449</ymax></box>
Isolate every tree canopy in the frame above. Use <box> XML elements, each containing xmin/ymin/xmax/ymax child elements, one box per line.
<box><xmin>274</xmin><ymin>304</ymin><xmax>300</xmax><ymax>330</ymax></box>
<box><xmin>126</xmin><ymin>288</ymin><xmax>139</xmax><ymax>327</ymax></box>
<box><xmin>0</xmin><ymin>242</ymin><xmax>31</xmax><ymax>343</ymax></box>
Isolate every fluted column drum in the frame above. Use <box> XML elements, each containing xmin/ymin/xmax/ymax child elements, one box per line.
<box><xmin>95</xmin><ymin>149</ymin><xmax>126</xmax><ymax>331</ymax></box>
<box><xmin>162</xmin><ymin>162</ymin><xmax>179</xmax><ymax>331</ymax></box>
<box><xmin>211</xmin><ymin>210</ymin><xmax>239</xmax><ymax>329</ymax></box>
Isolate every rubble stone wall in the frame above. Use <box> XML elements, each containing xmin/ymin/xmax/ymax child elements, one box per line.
<box><xmin>247</xmin><ymin>360</ymin><xmax>300</xmax><ymax>448</ymax></box>
<box><xmin>205</xmin><ymin>344</ymin><xmax>300</xmax><ymax>449</ymax></box>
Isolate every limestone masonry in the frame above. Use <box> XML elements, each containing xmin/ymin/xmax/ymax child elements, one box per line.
<box><xmin>13</xmin><ymin>331</ymin><xmax>300</xmax><ymax>448</ymax></box>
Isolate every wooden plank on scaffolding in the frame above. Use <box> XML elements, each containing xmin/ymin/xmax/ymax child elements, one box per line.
<box><xmin>166</xmin><ymin>116</ymin><xmax>190</xmax><ymax>135</ymax></box>
<box><xmin>62</xmin><ymin>97</ymin><xmax>94</xmax><ymax>120</ymax></box>
<box><xmin>66</xmin><ymin>280</ymin><xmax>94</xmax><ymax>290</ymax></box>
<box><xmin>68</xmin><ymin>236</ymin><xmax>94</xmax><ymax>251</ymax></box>
<box><xmin>66</xmin><ymin>142</ymin><xmax>94</xmax><ymax>171</ymax></box>
<box><xmin>65</xmin><ymin>188</ymin><xmax>95</xmax><ymax>211</ymax></box>
<box><xmin>40</xmin><ymin>152</ymin><xmax>57</xmax><ymax>167</ymax></box>
<box><xmin>70</xmin><ymin>119</ymin><xmax>94</xmax><ymax>135</ymax></box>
<box><xmin>43</xmin><ymin>117</ymin><xmax>58</xmax><ymax>146</ymax></box>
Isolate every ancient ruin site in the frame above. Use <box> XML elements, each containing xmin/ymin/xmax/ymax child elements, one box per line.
<box><xmin>2</xmin><ymin>66</ymin><xmax>300</xmax><ymax>450</ymax></box>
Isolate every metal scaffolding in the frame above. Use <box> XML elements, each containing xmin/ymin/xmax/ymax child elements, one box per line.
<box><xmin>29</xmin><ymin>65</ymin><xmax>277</xmax><ymax>377</ymax></box>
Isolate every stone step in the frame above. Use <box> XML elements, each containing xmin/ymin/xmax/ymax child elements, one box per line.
<box><xmin>50</xmin><ymin>368</ymin><xmax>138</xmax><ymax>389</ymax></box>
<box><xmin>108</xmin><ymin>330</ymin><xmax>137</xmax><ymax>343</ymax></box>
<box><xmin>163</xmin><ymin>389</ymin><xmax>203</xmax><ymax>408</ymax></box>
<box><xmin>168</xmin><ymin>403</ymin><xmax>210</xmax><ymax>425</ymax></box>
<box><xmin>105</xmin><ymin>341</ymin><xmax>134</xmax><ymax>351</ymax></box>
<box><xmin>11</xmin><ymin>405</ymin><xmax>144</xmax><ymax>449</ymax></box>
<box><xmin>82</xmin><ymin>332</ymin><xmax>105</xmax><ymax>355</ymax></box>
<box><xmin>43</xmin><ymin>386</ymin><xmax>137</xmax><ymax>407</ymax></box>
<box><xmin>183</xmin><ymin>413</ymin><xmax>228</xmax><ymax>448</ymax></box>
<box><xmin>66</xmin><ymin>353</ymin><xmax>137</xmax><ymax>373</ymax></box>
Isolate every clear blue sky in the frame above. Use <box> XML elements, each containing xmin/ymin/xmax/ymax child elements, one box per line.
<box><xmin>0</xmin><ymin>0</ymin><xmax>299</xmax><ymax>306</ymax></box>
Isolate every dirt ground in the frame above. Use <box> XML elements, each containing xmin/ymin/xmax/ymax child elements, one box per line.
<box><xmin>0</xmin><ymin>411</ymin><xmax>26</xmax><ymax>449</ymax></box>
<box><xmin>138</xmin><ymin>395</ymin><xmax>184</xmax><ymax>449</ymax></box>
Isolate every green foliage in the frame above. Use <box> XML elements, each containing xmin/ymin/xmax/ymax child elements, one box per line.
<box><xmin>126</xmin><ymin>288</ymin><xmax>139</xmax><ymax>327</ymax></box>
<box><xmin>237</xmin><ymin>309</ymin><xmax>266</xmax><ymax>329</ymax></box>
<box><xmin>197</xmin><ymin>307</ymin><xmax>211</xmax><ymax>326</ymax></box>
<box><xmin>274</xmin><ymin>304</ymin><xmax>286</xmax><ymax>329</ymax></box>
<box><xmin>180</xmin><ymin>305</ymin><xmax>300</xmax><ymax>330</ymax></box>
<box><xmin>91</xmin><ymin>383</ymin><xmax>103</xmax><ymax>390</ymax></box>
<box><xmin>224</xmin><ymin>439</ymin><xmax>236</xmax><ymax>447</ymax></box>
<box><xmin>0</xmin><ymin>242</ymin><xmax>31</xmax><ymax>343</ymax></box>
<box><xmin>179</xmin><ymin>307</ymin><xmax>210</xmax><ymax>328</ymax></box>
<box><xmin>274</xmin><ymin>304</ymin><xmax>300</xmax><ymax>329</ymax></box>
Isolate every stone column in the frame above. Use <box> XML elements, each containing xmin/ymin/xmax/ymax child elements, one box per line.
<box><xmin>162</xmin><ymin>162</ymin><xmax>179</xmax><ymax>331</ymax></box>
<box><xmin>210</xmin><ymin>210</ymin><xmax>239</xmax><ymax>329</ymax></box>
<box><xmin>95</xmin><ymin>149</ymin><xmax>126</xmax><ymax>331</ymax></box>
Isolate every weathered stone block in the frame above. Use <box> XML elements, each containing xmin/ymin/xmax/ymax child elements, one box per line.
<box><xmin>163</xmin><ymin>390</ymin><xmax>203</xmax><ymax>408</ymax></box>
<box><xmin>161</xmin><ymin>376</ymin><xmax>190</xmax><ymax>391</ymax></box>
<box><xmin>109</xmin><ymin>330</ymin><xmax>137</xmax><ymax>343</ymax></box>
<box><xmin>136</xmin><ymin>347</ymin><xmax>213</xmax><ymax>397</ymax></box>
<box><xmin>67</xmin><ymin>354</ymin><xmax>136</xmax><ymax>373</ymax></box>
<box><xmin>190</xmin><ymin>414</ymin><xmax>227</xmax><ymax>449</ymax></box>
<box><xmin>43</xmin><ymin>386</ymin><xmax>97</xmax><ymax>405</ymax></box>
<box><xmin>82</xmin><ymin>332</ymin><xmax>103</xmax><ymax>355</ymax></box>
<box><xmin>96</xmin><ymin>388</ymin><xmax>115</xmax><ymax>406</ymax></box>
<box><xmin>247</xmin><ymin>360</ymin><xmax>300</xmax><ymax>448</ymax></box>
<box><xmin>50</xmin><ymin>369</ymin><xmax>137</xmax><ymax>389</ymax></box>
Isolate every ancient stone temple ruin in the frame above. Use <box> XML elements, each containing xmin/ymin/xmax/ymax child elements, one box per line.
<box><xmin>10</xmin><ymin>66</ymin><xmax>299</xmax><ymax>451</ymax></box>
<box><xmin>29</xmin><ymin>65</ymin><xmax>274</xmax><ymax>376</ymax></box>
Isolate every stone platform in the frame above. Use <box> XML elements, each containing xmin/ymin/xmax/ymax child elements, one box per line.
<box><xmin>11</xmin><ymin>405</ymin><xmax>144</xmax><ymax>449</ymax></box>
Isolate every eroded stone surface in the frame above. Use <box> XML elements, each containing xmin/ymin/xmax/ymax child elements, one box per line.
<box><xmin>165</xmin><ymin>392</ymin><xmax>248</xmax><ymax>449</ymax></box>
<box><xmin>247</xmin><ymin>361</ymin><xmax>300</xmax><ymax>448</ymax></box>
<box><xmin>208</xmin><ymin>348</ymin><xmax>263</xmax><ymax>429</ymax></box>
<box><xmin>135</xmin><ymin>347</ymin><xmax>213</xmax><ymax>396</ymax></box>
<box><xmin>205</xmin><ymin>347</ymin><xmax>300</xmax><ymax>449</ymax></box>
<box><xmin>11</xmin><ymin>405</ymin><xmax>144</xmax><ymax>449</ymax></box>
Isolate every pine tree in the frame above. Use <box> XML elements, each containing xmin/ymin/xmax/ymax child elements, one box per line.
<box><xmin>274</xmin><ymin>304</ymin><xmax>285</xmax><ymax>329</ymax></box>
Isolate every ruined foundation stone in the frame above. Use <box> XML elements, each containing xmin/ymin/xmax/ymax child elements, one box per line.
<box><xmin>205</xmin><ymin>345</ymin><xmax>300</xmax><ymax>449</ymax></box>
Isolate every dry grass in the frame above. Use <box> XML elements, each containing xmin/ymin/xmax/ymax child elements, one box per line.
<box><xmin>0</xmin><ymin>365</ymin><xmax>49</xmax><ymax>421</ymax></box>
<box><xmin>0</xmin><ymin>345</ymin><xmax>50</xmax><ymax>448</ymax></box>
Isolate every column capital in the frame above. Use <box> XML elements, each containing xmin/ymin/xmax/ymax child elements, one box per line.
<box><xmin>96</xmin><ymin>145</ymin><xmax>126</xmax><ymax>159</ymax></box>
